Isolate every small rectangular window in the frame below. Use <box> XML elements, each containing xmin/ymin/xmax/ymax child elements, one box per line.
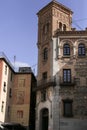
<box><xmin>41</xmin><ymin>90</ymin><xmax>46</xmax><ymax>102</ymax></box>
<box><xmin>5</xmin><ymin>65</ymin><xmax>7</xmax><ymax>75</ymax></box>
<box><xmin>42</xmin><ymin>72</ymin><xmax>47</xmax><ymax>80</ymax></box>
<box><xmin>43</xmin><ymin>48</ymin><xmax>48</xmax><ymax>61</ymax></box>
<box><xmin>9</xmin><ymin>88</ymin><xmax>12</xmax><ymax>98</ymax></box>
<box><xmin>8</xmin><ymin>106</ymin><xmax>10</xmax><ymax>116</ymax></box>
<box><xmin>1</xmin><ymin>101</ymin><xmax>4</xmax><ymax>112</ymax></box>
<box><xmin>63</xmin><ymin>99</ymin><xmax>73</xmax><ymax>117</ymax></box>
<box><xmin>3</xmin><ymin>82</ymin><xmax>6</xmax><ymax>92</ymax></box>
<box><xmin>63</xmin><ymin>69</ymin><xmax>71</xmax><ymax>83</ymax></box>
<box><xmin>10</xmin><ymin>72</ymin><xmax>13</xmax><ymax>81</ymax></box>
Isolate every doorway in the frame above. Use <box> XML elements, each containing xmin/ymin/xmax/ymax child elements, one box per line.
<box><xmin>40</xmin><ymin>108</ymin><xmax>49</xmax><ymax>130</ymax></box>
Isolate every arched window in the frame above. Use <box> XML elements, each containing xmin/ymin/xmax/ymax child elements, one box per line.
<box><xmin>59</xmin><ymin>22</ymin><xmax>62</xmax><ymax>31</ymax></box>
<box><xmin>46</xmin><ymin>23</ymin><xmax>49</xmax><ymax>32</ymax></box>
<box><xmin>78</xmin><ymin>43</ymin><xmax>85</xmax><ymax>56</ymax></box>
<box><xmin>43</xmin><ymin>25</ymin><xmax>45</xmax><ymax>34</ymax></box>
<box><xmin>43</xmin><ymin>48</ymin><xmax>48</xmax><ymax>60</ymax></box>
<box><xmin>43</xmin><ymin>23</ymin><xmax>49</xmax><ymax>34</ymax></box>
<box><xmin>63</xmin><ymin>24</ymin><xmax>66</xmax><ymax>31</ymax></box>
<box><xmin>63</xmin><ymin>44</ymin><xmax>70</xmax><ymax>56</ymax></box>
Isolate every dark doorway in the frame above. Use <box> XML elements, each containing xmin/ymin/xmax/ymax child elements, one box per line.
<box><xmin>40</xmin><ymin>108</ymin><xmax>49</xmax><ymax>130</ymax></box>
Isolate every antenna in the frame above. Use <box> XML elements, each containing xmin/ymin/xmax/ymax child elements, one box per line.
<box><xmin>14</xmin><ymin>55</ymin><xmax>16</xmax><ymax>69</ymax></box>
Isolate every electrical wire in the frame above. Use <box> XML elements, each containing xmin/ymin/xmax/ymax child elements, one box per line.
<box><xmin>72</xmin><ymin>18</ymin><xmax>87</xmax><ymax>30</ymax></box>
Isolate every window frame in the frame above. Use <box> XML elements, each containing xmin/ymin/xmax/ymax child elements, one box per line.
<box><xmin>63</xmin><ymin>44</ymin><xmax>70</xmax><ymax>56</ymax></box>
<box><xmin>78</xmin><ymin>43</ymin><xmax>85</xmax><ymax>56</ymax></box>
<box><xmin>63</xmin><ymin>99</ymin><xmax>73</xmax><ymax>117</ymax></box>
<box><xmin>43</xmin><ymin>48</ymin><xmax>48</xmax><ymax>61</ymax></box>
<box><xmin>3</xmin><ymin>82</ymin><xmax>6</xmax><ymax>92</ymax></box>
<box><xmin>5</xmin><ymin>65</ymin><xmax>7</xmax><ymax>75</ymax></box>
<box><xmin>9</xmin><ymin>88</ymin><xmax>12</xmax><ymax>98</ymax></box>
<box><xmin>63</xmin><ymin>69</ymin><xmax>71</xmax><ymax>83</ymax></box>
<box><xmin>43</xmin><ymin>23</ymin><xmax>49</xmax><ymax>34</ymax></box>
<box><xmin>1</xmin><ymin>101</ymin><xmax>4</xmax><ymax>112</ymax></box>
<box><xmin>42</xmin><ymin>72</ymin><xmax>47</xmax><ymax>80</ymax></box>
<box><xmin>10</xmin><ymin>72</ymin><xmax>13</xmax><ymax>81</ymax></box>
<box><xmin>63</xmin><ymin>24</ymin><xmax>66</xmax><ymax>31</ymax></box>
<box><xmin>59</xmin><ymin>22</ymin><xmax>62</xmax><ymax>31</ymax></box>
<box><xmin>41</xmin><ymin>90</ymin><xmax>46</xmax><ymax>102</ymax></box>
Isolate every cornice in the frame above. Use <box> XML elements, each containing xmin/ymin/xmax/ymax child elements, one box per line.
<box><xmin>54</xmin><ymin>30</ymin><xmax>87</xmax><ymax>37</ymax></box>
<box><xmin>37</xmin><ymin>0</ymin><xmax>73</xmax><ymax>16</ymax></box>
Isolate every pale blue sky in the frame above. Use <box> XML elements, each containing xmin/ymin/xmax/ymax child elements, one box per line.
<box><xmin>0</xmin><ymin>0</ymin><xmax>87</xmax><ymax>72</ymax></box>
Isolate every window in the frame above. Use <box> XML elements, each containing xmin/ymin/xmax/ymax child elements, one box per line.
<box><xmin>42</xmin><ymin>72</ymin><xmax>47</xmax><ymax>80</ymax></box>
<box><xmin>3</xmin><ymin>82</ymin><xmax>6</xmax><ymax>92</ymax></box>
<box><xmin>8</xmin><ymin>106</ymin><xmax>10</xmax><ymax>116</ymax></box>
<box><xmin>1</xmin><ymin>101</ymin><xmax>4</xmax><ymax>112</ymax></box>
<box><xmin>47</xmin><ymin>23</ymin><xmax>49</xmax><ymax>32</ymax></box>
<box><xmin>43</xmin><ymin>23</ymin><xmax>49</xmax><ymax>34</ymax></box>
<box><xmin>43</xmin><ymin>25</ymin><xmax>46</xmax><ymax>34</ymax></box>
<box><xmin>63</xmin><ymin>44</ymin><xmax>70</xmax><ymax>56</ymax></box>
<box><xmin>9</xmin><ymin>88</ymin><xmax>12</xmax><ymax>98</ymax></box>
<box><xmin>10</xmin><ymin>72</ymin><xmax>13</xmax><ymax>81</ymax></box>
<box><xmin>5</xmin><ymin>65</ymin><xmax>7</xmax><ymax>75</ymax></box>
<box><xmin>63</xmin><ymin>24</ymin><xmax>66</xmax><ymax>31</ymax></box>
<box><xmin>17</xmin><ymin>110</ymin><xmax>23</xmax><ymax>118</ymax></box>
<box><xmin>63</xmin><ymin>99</ymin><xmax>73</xmax><ymax>117</ymax></box>
<box><xmin>43</xmin><ymin>48</ymin><xmax>48</xmax><ymax>61</ymax></box>
<box><xmin>59</xmin><ymin>22</ymin><xmax>62</xmax><ymax>31</ymax></box>
<box><xmin>63</xmin><ymin>69</ymin><xmax>71</xmax><ymax>83</ymax></box>
<box><xmin>78</xmin><ymin>43</ymin><xmax>85</xmax><ymax>56</ymax></box>
<box><xmin>41</xmin><ymin>90</ymin><xmax>46</xmax><ymax>102</ymax></box>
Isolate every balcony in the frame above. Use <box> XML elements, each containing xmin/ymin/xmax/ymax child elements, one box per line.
<box><xmin>33</xmin><ymin>76</ymin><xmax>56</xmax><ymax>91</ymax></box>
<box><xmin>59</xmin><ymin>76</ymin><xmax>76</xmax><ymax>86</ymax></box>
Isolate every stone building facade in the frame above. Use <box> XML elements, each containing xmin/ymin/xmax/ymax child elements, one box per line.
<box><xmin>35</xmin><ymin>1</ymin><xmax>87</xmax><ymax>130</ymax></box>
<box><xmin>0</xmin><ymin>52</ymin><xmax>36</xmax><ymax>130</ymax></box>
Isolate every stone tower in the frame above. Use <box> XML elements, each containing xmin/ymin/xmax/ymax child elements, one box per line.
<box><xmin>37</xmin><ymin>0</ymin><xmax>73</xmax><ymax>80</ymax></box>
<box><xmin>35</xmin><ymin>1</ymin><xmax>73</xmax><ymax>130</ymax></box>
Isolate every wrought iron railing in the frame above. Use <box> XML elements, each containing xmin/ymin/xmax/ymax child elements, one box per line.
<box><xmin>59</xmin><ymin>76</ymin><xmax>76</xmax><ymax>86</ymax></box>
<box><xmin>33</xmin><ymin>76</ymin><xmax>56</xmax><ymax>91</ymax></box>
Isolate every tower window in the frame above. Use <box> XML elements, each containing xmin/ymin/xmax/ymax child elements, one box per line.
<box><xmin>63</xmin><ymin>24</ymin><xmax>66</xmax><ymax>31</ymax></box>
<box><xmin>63</xmin><ymin>44</ymin><xmax>70</xmax><ymax>56</ymax></box>
<box><xmin>43</xmin><ymin>23</ymin><xmax>49</xmax><ymax>34</ymax></box>
<box><xmin>41</xmin><ymin>90</ymin><xmax>46</xmax><ymax>102</ymax></box>
<box><xmin>59</xmin><ymin>22</ymin><xmax>62</xmax><ymax>31</ymax></box>
<box><xmin>63</xmin><ymin>99</ymin><xmax>73</xmax><ymax>117</ymax></box>
<box><xmin>43</xmin><ymin>48</ymin><xmax>48</xmax><ymax>61</ymax></box>
<box><xmin>42</xmin><ymin>72</ymin><xmax>47</xmax><ymax>80</ymax></box>
<box><xmin>78</xmin><ymin>43</ymin><xmax>85</xmax><ymax>56</ymax></box>
<box><xmin>46</xmin><ymin>23</ymin><xmax>49</xmax><ymax>32</ymax></box>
